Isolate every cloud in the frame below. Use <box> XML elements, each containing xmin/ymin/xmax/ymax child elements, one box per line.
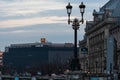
<box><xmin>0</xmin><ymin>0</ymin><xmax>65</xmax><ymax>17</ymax></box>
<box><xmin>0</xmin><ymin>30</ymin><xmax>32</xmax><ymax>34</ymax></box>
<box><xmin>0</xmin><ymin>16</ymin><xmax>67</xmax><ymax>28</ymax></box>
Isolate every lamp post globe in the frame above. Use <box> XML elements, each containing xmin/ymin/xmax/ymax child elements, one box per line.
<box><xmin>79</xmin><ymin>2</ymin><xmax>86</xmax><ymax>23</ymax></box>
<box><xmin>79</xmin><ymin>2</ymin><xmax>85</xmax><ymax>13</ymax></box>
<box><xmin>66</xmin><ymin>2</ymin><xmax>72</xmax><ymax>24</ymax></box>
<box><xmin>66</xmin><ymin>2</ymin><xmax>72</xmax><ymax>15</ymax></box>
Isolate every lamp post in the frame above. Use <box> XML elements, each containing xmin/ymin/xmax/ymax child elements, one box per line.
<box><xmin>96</xmin><ymin>61</ymin><xmax>98</xmax><ymax>73</ymax></box>
<box><xmin>66</xmin><ymin>2</ymin><xmax>85</xmax><ymax>71</ymax></box>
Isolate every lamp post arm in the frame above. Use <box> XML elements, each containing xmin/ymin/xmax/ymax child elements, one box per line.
<box><xmin>68</xmin><ymin>19</ymin><xmax>73</xmax><ymax>25</ymax></box>
<box><xmin>81</xmin><ymin>12</ymin><xmax>84</xmax><ymax>24</ymax></box>
<box><xmin>68</xmin><ymin>14</ymin><xmax>70</xmax><ymax>24</ymax></box>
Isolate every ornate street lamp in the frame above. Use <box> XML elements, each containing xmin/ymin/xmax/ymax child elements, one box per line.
<box><xmin>66</xmin><ymin>2</ymin><xmax>86</xmax><ymax>71</ymax></box>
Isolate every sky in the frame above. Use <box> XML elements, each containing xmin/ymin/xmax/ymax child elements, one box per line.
<box><xmin>0</xmin><ymin>0</ymin><xmax>109</xmax><ymax>51</ymax></box>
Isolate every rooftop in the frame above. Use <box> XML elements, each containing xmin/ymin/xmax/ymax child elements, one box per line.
<box><xmin>100</xmin><ymin>0</ymin><xmax>120</xmax><ymax>17</ymax></box>
<box><xmin>9</xmin><ymin>42</ymin><xmax>74</xmax><ymax>48</ymax></box>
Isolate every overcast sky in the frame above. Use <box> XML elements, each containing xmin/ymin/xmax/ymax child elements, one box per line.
<box><xmin>0</xmin><ymin>0</ymin><xmax>109</xmax><ymax>51</ymax></box>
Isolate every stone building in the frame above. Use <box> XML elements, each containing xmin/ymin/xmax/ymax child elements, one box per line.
<box><xmin>0</xmin><ymin>51</ymin><xmax>3</xmax><ymax>65</ymax></box>
<box><xmin>80</xmin><ymin>0</ymin><xmax>120</xmax><ymax>73</ymax></box>
<box><xmin>79</xmin><ymin>36</ymin><xmax>88</xmax><ymax>72</ymax></box>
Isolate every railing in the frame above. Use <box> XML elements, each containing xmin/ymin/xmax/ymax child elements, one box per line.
<box><xmin>0</xmin><ymin>75</ymin><xmax>66</xmax><ymax>80</ymax></box>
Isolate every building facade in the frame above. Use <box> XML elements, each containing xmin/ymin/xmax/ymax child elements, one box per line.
<box><xmin>79</xmin><ymin>37</ymin><xmax>88</xmax><ymax>72</ymax></box>
<box><xmin>3</xmin><ymin>42</ymin><xmax>74</xmax><ymax>74</ymax></box>
<box><xmin>0</xmin><ymin>51</ymin><xmax>3</xmax><ymax>65</ymax></box>
<box><xmin>80</xmin><ymin>0</ymin><xmax>120</xmax><ymax>73</ymax></box>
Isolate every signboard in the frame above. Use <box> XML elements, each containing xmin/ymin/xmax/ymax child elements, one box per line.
<box><xmin>41</xmin><ymin>38</ymin><xmax>46</xmax><ymax>43</ymax></box>
<box><xmin>81</xmin><ymin>47</ymin><xmax>88</xmax><ymax>54</ymax></box>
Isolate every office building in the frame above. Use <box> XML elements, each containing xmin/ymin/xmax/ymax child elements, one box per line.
<box><xmin>3</xmin><ymin>41</ymin><xmax>74</xmax><ymax>74</ymax></box>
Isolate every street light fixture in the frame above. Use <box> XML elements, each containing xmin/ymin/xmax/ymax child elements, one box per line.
<box><xmin>66</xmin><ymin>2</ymin><xmax>86</xmax><ymax>71</ymax></box>
<box><xmin>66</xmin><ymin>2</ymin><xmax>72</xmax><ymax>24</ymax></box>
<box><xmin>79</xmin><ymin>2</ymin><xmax>85</xmax><ymax>24</ymax></box>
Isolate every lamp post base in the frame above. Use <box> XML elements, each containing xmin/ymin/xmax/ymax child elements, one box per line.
<box><xmin>70</xmin><ymin>58</ymin><xmax>81</xmax><ymax>71</ymax></box>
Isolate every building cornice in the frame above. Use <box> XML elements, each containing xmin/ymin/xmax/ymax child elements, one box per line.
<box><xmin>85</xmin><ymin>17</ymin><xmax>116</xmax><ymax>35</ymax></box>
